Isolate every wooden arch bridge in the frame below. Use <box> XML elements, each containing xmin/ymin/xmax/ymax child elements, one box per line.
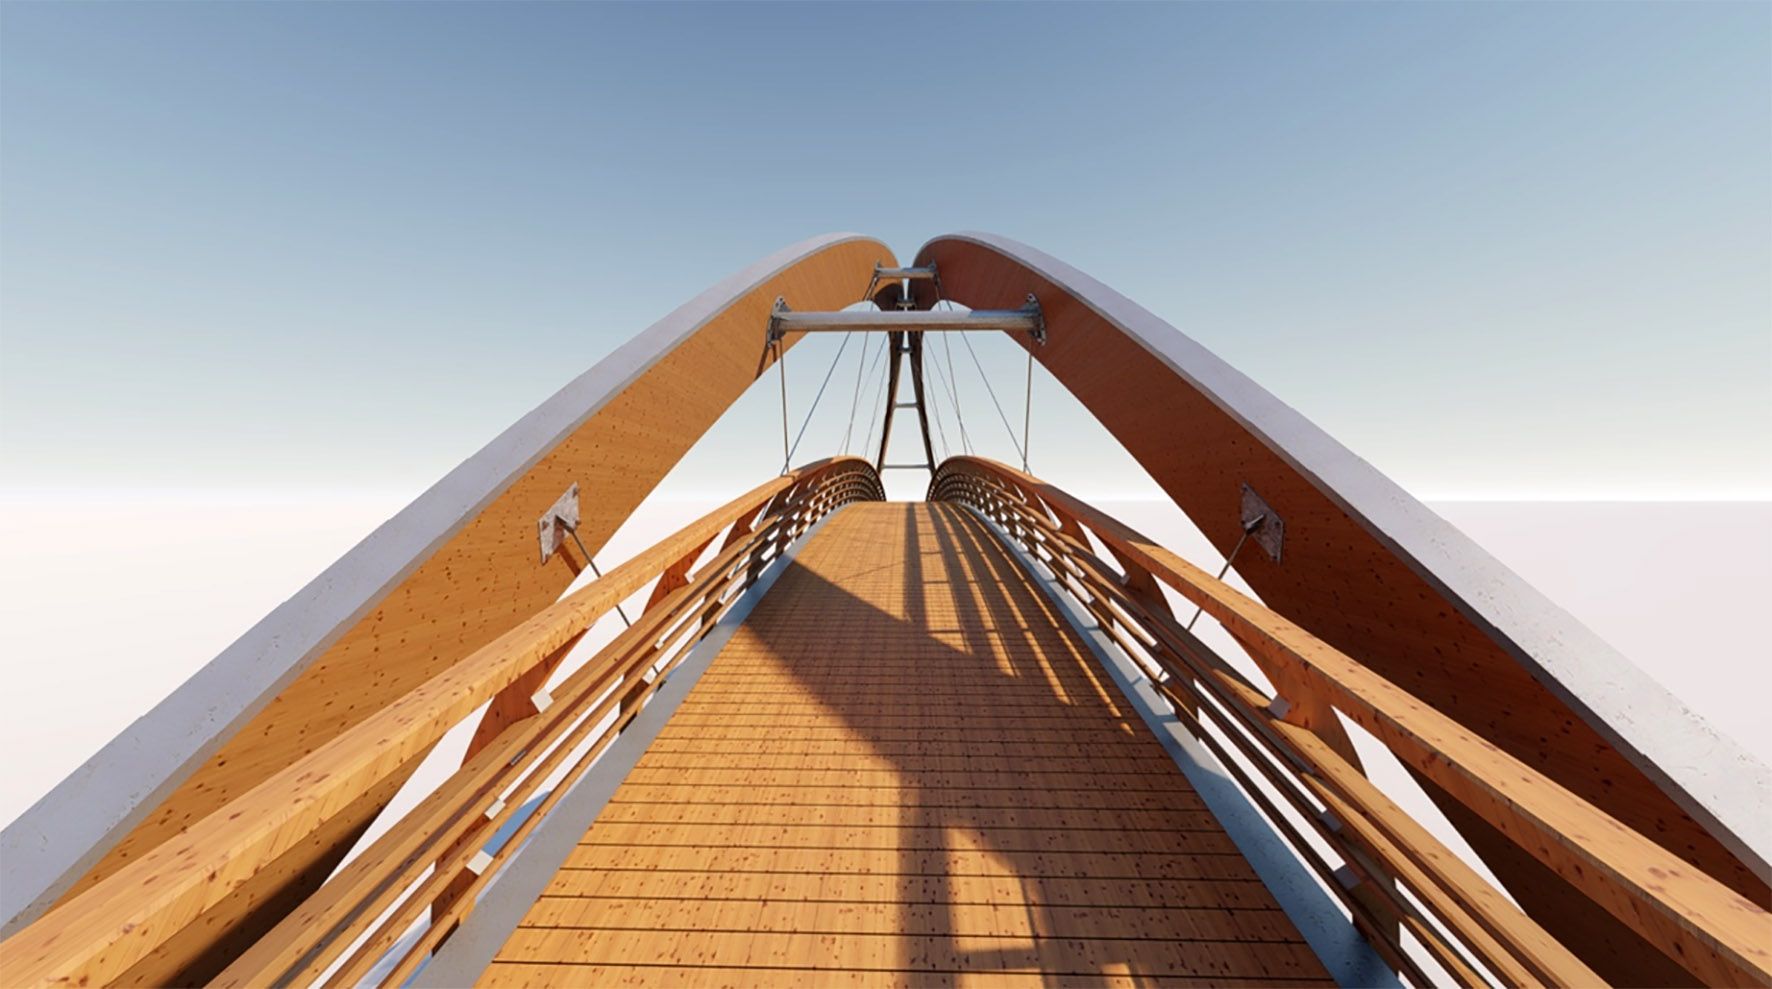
<box><xmin>1</xmin><ymin>233</ymin><xmax>1767</xmax><ymax>988</ymax></box>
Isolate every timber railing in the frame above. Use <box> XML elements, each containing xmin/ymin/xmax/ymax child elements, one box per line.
<box><xmin>931</xmin><ymin>456</ymin><xmax>1771</xmax><ymax>989</ymax></box>
<box><xmin>0</xmin><ymin>457</ymin><xmax>883</xmax><ymax>989</ymax></box>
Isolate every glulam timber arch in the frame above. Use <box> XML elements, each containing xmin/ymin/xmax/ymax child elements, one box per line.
<box><xmin>0</xmin><ymin>233</ymin><xmax>895</xmax><ymax>979</ymax></box>
<box><xmin>909</xmin><ymin>232</ymin><xmax>1770</xmax><ymax>985</ymax></box>
<box><xmin>3</xmin><ymin>231</ymin><xmax>1766</xmax><ymax>989</ymax></box>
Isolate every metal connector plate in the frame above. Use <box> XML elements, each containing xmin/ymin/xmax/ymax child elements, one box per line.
<box><xmin>1240</xmin><ymin>483</ymin><xmax>1285</xmax><ymax>562</ymax></box>
<box><xmin>537</xmin><ymin>484</ymin><xmax>580</xmax><ymax>563</ymax></box>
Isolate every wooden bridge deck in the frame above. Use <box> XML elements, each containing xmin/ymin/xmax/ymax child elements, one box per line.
<box><xmin>482</xmin><ymin>502</ymin><xmax>1331</xmax><ymax>987</ymax></box>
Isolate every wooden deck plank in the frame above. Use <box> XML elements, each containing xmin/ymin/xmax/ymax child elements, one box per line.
<box><xmin>488</xmin><ymin>502</ymin><xmax>1333</xmax><ymax>984</ymax></box>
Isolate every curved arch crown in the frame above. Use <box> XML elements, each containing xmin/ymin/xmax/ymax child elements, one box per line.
<box><xmin>2</xmin><ymin>231</ymin><xmax>1763</xmax><ymax>989</ymax></box>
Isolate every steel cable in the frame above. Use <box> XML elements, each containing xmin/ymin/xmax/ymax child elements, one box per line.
<box><xmin>785</xmin><ymin>331</ymin><xmax>854</xmax><ymax>466</ymax></box>
<box><xmin>842</xmin><ymin>332</ymin><xmax>889</xmax><ymax>454</ymax></box>
<box><xmin>859</xmin><ymin>335</ymin><xmax>893</xmax><ymax>457</ymax></box>
<box><xmin>924</xmin><ymin>360</ymin><xmax>953</xmax><ymax>462</ymax></box>
<box><xmin>935</xmin><ymin>323</ymin><xmax>973</xmax><ymax>454</ymax></box>
<box><xmin>960</xmin><ymin>332</ymin><xmax>1026</xmax><ymax>465</ymax></box>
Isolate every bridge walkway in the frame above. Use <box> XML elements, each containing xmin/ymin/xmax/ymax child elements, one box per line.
<box><xmin>483</xmin><ymin>501</ymin><xmax>1332</xmax><ymax>987</ymax></box>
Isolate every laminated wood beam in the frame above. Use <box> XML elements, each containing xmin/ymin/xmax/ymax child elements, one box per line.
<box><xmin>937</xmin><ymin>457</ymin><xmax>1772</xmax><ymax>988</ymax></box>
<box><xmin>914</xmin><ymin>232</ymin><xmax>1770</xmax><ymax>984</ymax></box>
<box><xmin>0</xmin><ymin>234</ymin><xmax>895</xmax><ymax>971</ymax></box>
<box><xmin>0</xmin><ymin>462</ymin><xmax>870</xmax><ymax>988</ymax></box>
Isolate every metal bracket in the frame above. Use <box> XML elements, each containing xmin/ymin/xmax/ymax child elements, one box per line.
<box><xmin>1240</xmin><ymin>483</ymin><xmax>1284</xmax><ymax>562</ymax></box>
<box><xmin>875</xmin><ymin>263</ymin><xmax>938</xmax><ymax>281</ymax></box>
<box><xmin>766</xmin><ymin>297</ymin><xmax>790</xmax><ymax>344</ymax></box>
<box><xmin>537</xmin><ymin>484</ymin><xmax>580</xmax><ymax>564</ymax></box>
<box><xmin>868</xmin><ymin>262</ymin><xmax>939</xmax><ymax>311</ymax></box>
<box><xmin>1022</xmin><ymin>293</ymin><xmax>1046</xmax><ymax>346</ymax></box>
<box><xmin>771</xmin><ymin>282</ymin><xmax>1043</xmax><ymax>345</ymax></box>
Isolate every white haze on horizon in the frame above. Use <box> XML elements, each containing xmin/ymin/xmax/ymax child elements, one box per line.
<box><xmin>0</xmin><ymin>492</ymin><xmax>1765</xmax><ymax>931</ymax></box>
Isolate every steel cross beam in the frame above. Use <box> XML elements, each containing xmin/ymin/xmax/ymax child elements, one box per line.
<box><xmin>768</xmin><ymin>269</ymin><xmax>1042</xmax><ymax>482</ymax></box>
<box><xmin>874</xmin><ymin>266</ymin><xmax>938</xmax><ymax>281</ymax></box>
<box><xmin>767</xmin><ymin>294</ymin><xmax>1045</xmax><ymax>344</ymax></box>
<box><xmin>860</xmin><ymin>261</ymin><xmax>939</xmax><ymax>310</ymax></box>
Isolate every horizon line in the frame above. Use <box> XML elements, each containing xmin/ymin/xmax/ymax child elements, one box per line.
<box><xmin>0</xmin><ymin>484</ymin><xmax>1768</xmax><ymax>505</ymax></box>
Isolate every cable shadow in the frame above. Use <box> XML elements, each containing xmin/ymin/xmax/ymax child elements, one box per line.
<box><xmin>682</xmin><ymin>501</ymin><xmax>1331</xmax><ymax>985</ymax></box>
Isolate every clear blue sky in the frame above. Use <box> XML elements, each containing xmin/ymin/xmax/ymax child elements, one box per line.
<box><xmin>3</xmin><ymin>2</ymin><xmax>1767</xmax><ymax>500</ymax></box>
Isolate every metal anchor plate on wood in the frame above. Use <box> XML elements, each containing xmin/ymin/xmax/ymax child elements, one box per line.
<box><xmin>1240</xmin><ymin>483</ymin><xmax>1285</xmax><ymax>562</ymax></box>
<box><xmin>537</xmin><ymin>484</ymin><xmax>580</xmax><ymax>564</ymax></box>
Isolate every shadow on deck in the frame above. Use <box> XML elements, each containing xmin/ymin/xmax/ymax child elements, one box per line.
<box><xmin>482</xmin><ymin>502</ymin><xmax>1335</xmax><ymax>987</ymax></box>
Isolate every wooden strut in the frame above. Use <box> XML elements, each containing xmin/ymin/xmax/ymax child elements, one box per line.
<box><xmin>930</xmin><ymin>457</ymin><xmax>1772</xmax><ymax>989</ymax></box>
<box><xmin>0</xmin><ymin>235</ymin><xmax>896</xmax><ymax>988</ymax></box>
<box><xmin>914</xmin><ymin>232</ymin><xmax>1769</xmax><ymax>989</ymax></box>
<box><xmin>0</xmin><ymin>458</ymin><xmax>885</xmax><ymax>989</ymax></box>
<box><xmin>2</xmin><ymin>231</ymin><xmax>1763</xmax><ymax>989</ymax></box>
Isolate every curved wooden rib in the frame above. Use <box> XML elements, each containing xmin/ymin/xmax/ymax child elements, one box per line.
<box><xmin>0</xmin><ymin>234</ymin><xmax>896</xmax><ymax>982</ymax></box>
<box><xmin>0</xmin><ymin>458</ymin><xmax>883</xmax><ymax>989</ymax></box>
<box><xmin>912</xmin><ymin>233</ymin><xmax>1770</xmax><ymax>985</ymax></box>
<box><xmin>934</xmin><ymin>457</ymin><xmax>1772</xmax><ymax>988</ymax></box>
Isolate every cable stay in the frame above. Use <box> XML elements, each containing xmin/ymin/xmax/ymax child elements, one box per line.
<box><xmin>774</xmin><ymin>339</ymin><xmax>790</xmax><ymax>475</ymax></box>
<box><xmin>1185</xmin><ymin>510</ymin><xmax>1272</xmax><ymax>631</ymax></box>
<box><xmin>769</xmin><ymin>261</ymin><xmax>1042</xmax><ymax>478</ymax></box>
<box><xmin>785</xmin><ymin>330</ymin><xmax>855</xmax><ymax>466</ymax></box>
<box><xmin>556</xmin><ymin>518</ymin><xmax>630</xmax><ymax>627</ymax></box>
<box><xmin>934</xmin><ymin>333</ymin><xmax>974</xmax><ymax>455</ymax></box>
<box><xmin>858</xmin><ymin>335</ymin><xmax>892</xmax><ymax>458</ymax></box>
<box><xmin>1022</xmin><ymin>349</ymin><xmax>1035</xmax><ymax>473</ymax></box>
<box><xmin>960</xmin><ymin>332</ymin><xmax>1028</xmax><ymax>471</ymax></box>
<box><xmin>924</xmin><ymin>361</ymin><xmax>954</xmax><ymax>462</ymax></box>
<box><xmin>840</xmin><ymin>333</ymin><xmax>884</xmax><ymax>454</ymax></box>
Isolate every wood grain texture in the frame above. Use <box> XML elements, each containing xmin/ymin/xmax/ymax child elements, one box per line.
<box><xmin>481</xmin><ymin>503</ymin><xmax>1334</xmax><ymax>987</ymax></box>
<box><xmin>935</xmin><ymin>465</ymin><xmax>1595</xmax><ymax>986</ymax></box>
<box><xmin>0</xmin><ymin>249</ymin><xmax>889</xmax><ymax>978</ymax></box>
<box><xmin>0</xmin><ymin>466</ymin><xmax>859</xmax><ymax>988</ymax></box>
<box><xmin>110</xmin><ymin>746</ymin><xmax>432</xmax><ymax>988</ymax></box>
<box><xmin>913</xmin><ymin>234</ymin><xmax>1770</xmax><ymax>984</ymax></box>
<box><xmin>939</xmin><ymin>457</ymin><xmax>1772</xmax><ymax>987</ymax></box>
